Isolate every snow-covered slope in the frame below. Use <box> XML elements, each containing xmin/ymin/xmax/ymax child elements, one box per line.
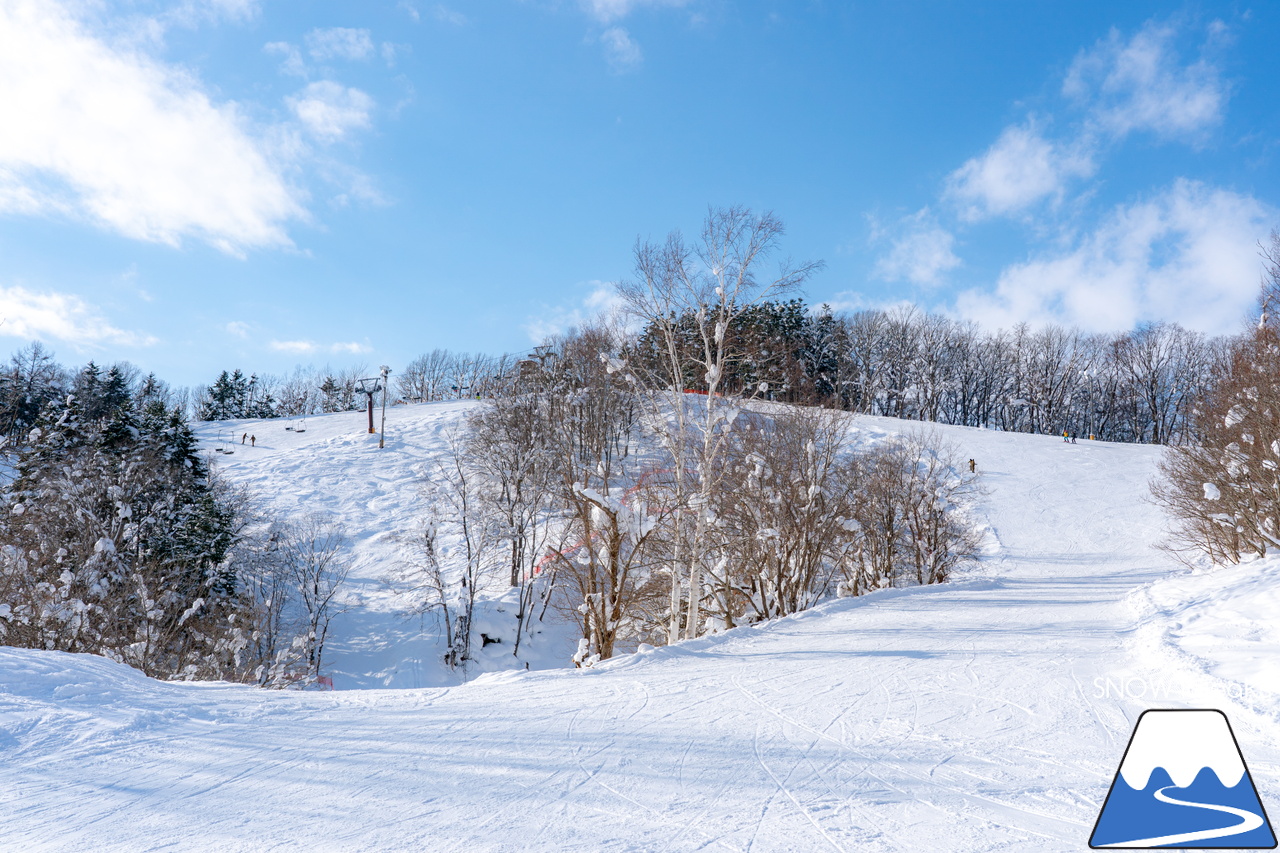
<box><xmin>192</xmin><ymin>401</ymin><xmax>578</xmax><ymax>687</ymax></box>
<box><xmin>2</xmin><ymin>410</ymin><xmax>1278</xmax><ymax>852</ymax></box>
<box><xmin>1130</xmin><ymin>553</ymin><xmax>1280</xmax><ymax>724</ymax></box>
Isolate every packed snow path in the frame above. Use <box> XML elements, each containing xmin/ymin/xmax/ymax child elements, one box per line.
<box><xmin>3</xmin><ymin>415</ymin><xmax>1278</xmax><ymax>851</ymax></box>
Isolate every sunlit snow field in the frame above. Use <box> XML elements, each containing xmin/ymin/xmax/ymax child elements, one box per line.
<box><xmin>189</xmin><ymin>400</ymin><xmax>583</xmax><ymax>688</ymax></box>
<box><xmin>2</xmin><ymin>403</ymin><xmax>1278</xmax><ymax>852</ymax></box>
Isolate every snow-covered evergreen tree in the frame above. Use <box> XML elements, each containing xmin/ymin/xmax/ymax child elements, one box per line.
<box><xmin>196</xmin><ymin>369</ymin><xmax>277</xmax><ymax>421</ymax></box>
<box><xmin>0</xmin><ymin>388</ymin><xmax>247</xmax><ymax>679</ymax></box>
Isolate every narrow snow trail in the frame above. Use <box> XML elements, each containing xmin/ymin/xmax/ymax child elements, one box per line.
<box><xmin>2</xmin><ymin>416</ymin><xmax>1277</xmax><ymax>851</ymax></box>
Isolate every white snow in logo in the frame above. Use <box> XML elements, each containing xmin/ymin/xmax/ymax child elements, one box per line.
<box><xmin>1118</xmin><ymin>710</ymin><xmax>1245</xmax><ymax>790</ymax></box>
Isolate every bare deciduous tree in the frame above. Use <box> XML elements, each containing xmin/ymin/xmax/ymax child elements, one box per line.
<box><xmin>406</xmin><ymin>429</ymin><xmax>506</xmax><ymax>668</ymax></box>
<box><xmin>842</xmin><ymin>433</ymin><xmax>980</xmax><ymax>594</ymax></box>
<box><xmin>712</xmin><ymin>406</ymin><xmax>858</xmax><ymax>625</ymax></box>
<box><xmin>1154</xmin><ymin>295</ymin><xmax>1280</xmax><ymax>564</ymax></box>
<box><xmin>278</xmin><ymin>514</ymin><xmax>351</xmax><ymax>680</ymax></box>
<box><xmin>539</xmin><ymin>325</ymin><xmax>667</xmax><ymax>663</ymax></box>
<box><xmin>402</xmin><ymin>512</ymin><xmax>461</xmax><ymax>666</ymax></box>
<box><xmin>466</xmin><ymin>393</ymin><xmax>559</xmax><ymax>654</ymax></box>
<box><xmin>1259</xmin><ymin>230</ymin><xmax>1280</xmax><ymax>327</ymax></box>
<box><xmin>616</xmin><ymin>206</ymin><xmax>824</xmax><ymax>641</ymax></box>
<box><xmin>398</xmin><ymin>349</ymin><xmax>455</xmax><ymax>402</ymax></box>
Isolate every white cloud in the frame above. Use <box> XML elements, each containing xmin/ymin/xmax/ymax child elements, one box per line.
<box><xmin>575</xmin><ymin>0</ymin><xmax>688</xmax><ymax>70</ymax></box>
<box><xmin>269</xmin><ymin>340</ymin><xmax>317</xmax><ymax>354</ymax></box>
<box><xmin>815</xmin><ymin>291</ymin><xmax>870</xmax><ymax>315</ymax></box>
<box><xmin>264</xmin><ymin>41</ymin><xmax>307</xmax><ymax>77</ymax></box>
<box><xmin>600</xmin><ymin>27</ymin><xmax>643</xmax><ymax>72</ymax></box>
<box><xmin>943</xmin><ymin>19</ymin><xmax>1227</xmax><ymax>226</ymax></box>
<box><xmin>226</xmin><ymin>320</ymin><xmax>250</xmax><ymax>338</ymax></box>
<box><xmin>288</xmin><ymin>81</ymin><xmax>374</xmax><ymax>141</ymax></box>
<box><xmin>946</xmin><ymin>123</ymin><xmax>1095</xmax><ymax>221</ymax></box>
<box><xmin>872</xmin><ymin>210</ymin><xmax>961</xmax><ymax>286</ymax></box>
<box><xmin>525</xmin><ymin>281</ymin><xmax>628</xmax><ymax>343</ymax></box>
<box><xmin>170</xmin><ymin>0</ymin><xmax>261</xmax><ymax>26</ymax></box>
<box><xmin>0</xmin><ymin>0</ymin><xmax>303</xmax><ymax>254</ymax></box>
<box><xmin>204</xmin><ymin>0</ymin><xmax>259</xmax><ymax>18</ymax></box>
<box><xmin>269</xmin><ymin>339</ymin><xmax>370</xmax><ymax>355</ymax></box>
<box><xmin>955</xmin><ymin>180</ymin><xmax>1272</xmax><ymax>335</ymax></box>
<box><xmin>816</xmin><ymin>291</ymin><xmax>919</xmax><ymax>317</ymax></box>
<box><xmin>1064</xmin><ymin>20</ymin><xmax>1225</xmax><ymax>141</ymax></box>
<box><xmin>581</xmin><ymin>0</ymin><xmax>689</xmax><ymax>24</ymax></box>
<box><xmin>327</xmin><ymin>168</ymin><xmax>386</xmax><ymax>209</ymax></box>
<box><xmin>0</xmin><ymin>285</ymin><xmax>157</xmax><ymax>348</ymax></box>
<box><xmin>305</xmin><ymin>27</ymin><xmax>374</xmax><ymax>62</ymax></box>
<box><xmin>433</xmin><ymin>5</ymin><xmax>467</xmax><ymax>26</ymax></box>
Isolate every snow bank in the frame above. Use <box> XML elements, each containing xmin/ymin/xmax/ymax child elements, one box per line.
<box><xmin>1129</xmin><ymin>554</ymin><xmax>1280</xmax><ymax>722</ymax></box>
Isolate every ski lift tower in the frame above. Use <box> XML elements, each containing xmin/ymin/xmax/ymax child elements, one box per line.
<box><xmin>516</xmin><ymin>344</ymin><xmax>557</xmax><ymax>389</ymax></box>
<box><xmin>531</xmin><ymin>344</ymin><xmax>555</xmax><ymax>368</ymax></box>
<box><xmin>355</xmin><ymin>375</ymin><xmax>384</xmax><ymax>434</ymax></box>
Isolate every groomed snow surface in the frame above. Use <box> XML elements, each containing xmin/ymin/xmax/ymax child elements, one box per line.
<box><xmin>3</xmin><ymin>403</ymin><xmax>1279</xmax><ymax>852</ymax></box>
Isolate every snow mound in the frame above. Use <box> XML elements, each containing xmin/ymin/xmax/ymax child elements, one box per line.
<box><xmin>1130</xmin><ymin>554</ymin><xmax>1280</xmax><ymax>716</ymax></box>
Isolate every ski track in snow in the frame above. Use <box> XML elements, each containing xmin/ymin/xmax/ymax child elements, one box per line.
<box><xmin>2</xmin><ymin>407</ymin><xmax>1278</xmax><ymax>851</ymax></box>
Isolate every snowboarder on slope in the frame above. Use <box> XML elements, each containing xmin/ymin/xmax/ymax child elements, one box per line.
<box><xmin>250</xmin><ymin>435</ymin><xmax>256</xmax><ymax>447</ymax></box>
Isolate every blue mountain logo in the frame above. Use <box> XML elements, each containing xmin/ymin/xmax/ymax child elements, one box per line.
<box><xmin>1090</xmin><ymin>709</ymin><xmax>1276</xmax><ymax>849</ymax></box>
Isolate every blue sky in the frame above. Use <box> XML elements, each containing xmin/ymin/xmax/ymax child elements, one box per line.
<box><xmin>0</xmin><ymin>0</ymin><xmax>1277</xmax><ymax>387</ymax></box>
